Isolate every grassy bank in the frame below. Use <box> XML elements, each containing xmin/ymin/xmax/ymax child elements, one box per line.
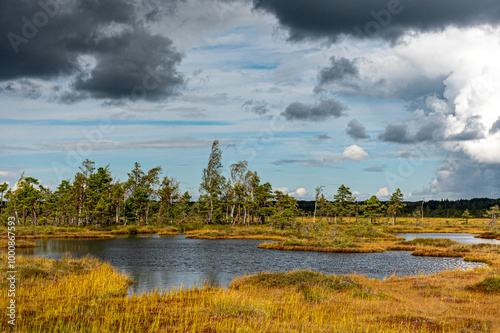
<box><xmin>0</xmin><ymin>225</ymin><xmax>180</xmax><ymax>239</ymax></box>
<box><xmin>0</xmin><ymin>239</ymin><xmax>37</xmax><ymax>248</ymax></box>
<box><xmin>1</xmin><ymin>255</ymin><xmax>499</xmax><ymax>332</ymax></box>
<box><xmin>381</xmin><ymin>217</ymin><xmax>491</xmax><ymax>235</ymax></box>
<box><xmin>184</xmin><ymin>225</ymin><xmax>293</xmax><ymax>241</ymax></box>
<box><xmin>475</xmin><ymin>232</ymin><xmax>500</xmax><ymax>240</ymax></box>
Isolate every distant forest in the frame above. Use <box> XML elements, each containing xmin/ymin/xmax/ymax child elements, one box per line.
<box><xmin>297</xmin><ymin>198</ymin><xmax>500</xmax><ymax>219</ymax></box>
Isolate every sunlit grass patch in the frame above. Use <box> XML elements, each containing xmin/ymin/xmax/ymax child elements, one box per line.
<box><xmin>230</xmin><ymin>271</ymin><xmax>362</xmax><ymax>291</ymax></box>
<box><xmin>258</xmin><ymin>242</ymin><xmax>385</xmax><ymax>253</ymax></box>
<box><xmin>2</xmin><ymin>255</ymin><xmax>500</xmax><ymax>332</ymax></box>
<box><xmin>398</xmin><ymin>237</ymin><xmax>461</xmax><ymax>248</ymax></box>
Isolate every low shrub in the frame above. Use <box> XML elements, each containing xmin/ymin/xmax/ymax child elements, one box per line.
<box><xmin>469</xmin><ymin>277</ymin><xmax>500</xmax><ymax>293</ymax></box>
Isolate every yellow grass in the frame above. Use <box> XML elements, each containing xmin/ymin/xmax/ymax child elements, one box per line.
<box><xmin>0</xmin><ymin>239</ymin><xmax>37</xmax><ymax>248</ymax></box>
<box><xmin>184</xmin><ymin>225</ymin><xmax>294</xmax><ymax>241</ymax></box>
<box><xmin>1</xmin><ymin>254</ymin><xmax>499</xmax><ymax>332</ymax></box>
<box><xmin>382</xmin><ymin>217</ymin><xmax>491</xmax><ymax>235</ymax></box>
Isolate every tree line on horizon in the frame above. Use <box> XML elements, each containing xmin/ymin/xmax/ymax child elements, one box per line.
<box><xmin>1</xmin><ymin>140</ymin><xmax>499</xmax><ymax>229</ymax></box>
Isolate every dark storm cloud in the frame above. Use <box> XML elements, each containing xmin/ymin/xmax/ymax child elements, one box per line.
<box><xmin>317</xmin><ymin>57</ymin><xmax>358</xmax><ymax>86</ymax></box>
<box><xmin>281</xmin><ymin>99</ymin><xmax>347</xmax><ymax>121</ymax></box>
<box><xmin>346</xmin><ymin>119</ymin><xmax>369</xmax><ymax>140</ymax></box>
<box><xmin>378</xmin><ymin>123</ymin><xmax>413</xmax><ymax>143</ymax></box>
<box><xmin>490</xmin><ymin>117</ymin><xmax>500</xmax><ymax>134</ymax></box>
<box><xmin>0</xmin><ymin>0</ymin><xmax>185</xmax><ymax>102</ymax></box>
<box><xmin>253</xmin><ymin>0</ymin><xmax>500</xmax><ymax>42</ymax></box>
<box><xmin>379</xmin><ymin>116</ymin><xmax>486</xmax><ymax>144</ymax></box>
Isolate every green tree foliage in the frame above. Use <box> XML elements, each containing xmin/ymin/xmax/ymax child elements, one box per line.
<box><xmin>255</xmin><ymin>182</ymin><xmax>274</xmax><ymax>224</ymax></box>
<box><xmin>333</xmin><ymin>185</ymin><xmax>354</xmax><ymax>223</ymax></box>
<box><xmin>158</xmin><ymin>176</ymin><xmax>180</xmax><ymax>224</ymax></box>
<box><xmin>0</xmin><ymin>182</ymin><xmax>8</xmax><ymax>216</ymax></box>
<box><xmin>229</xmin><ymin>161</ymin><xmax>248</xmax><ymax>225</ymax></box>
<box><xmin>125</xmin><ymin>162</ymin><xmax>162</xmax><ymax>225</ymax></box>
<box><xmin>271</xmin><ymin>190</ymin><xmax>299</xmax><ymax>230</ymax></box>
<box><xmin>199</xmin><ymin>140</ymin><xmax>226</xmax><ymax>224</ymax></box>
<box><xmin>8</xmin><ymin>173</ymin><xmax>41</xmax><ymax>226</ymax></box>
<box><xmin>387</xmin><ymin>188</ymin><xmax>405</xmax><ymax>225</ymax></box>
<box><xmin>462</xmin><ymin>209</ymin><xmax>471</xmax><ymax>225</ymax></box>
<box><xmin>361</xmin><ymin>196</ymin><xmax>386</xmax><ymax>223</ymax></box>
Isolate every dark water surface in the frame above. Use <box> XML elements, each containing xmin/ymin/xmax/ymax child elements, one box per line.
<box><xmin>17</xmin><ymin>235</ymin><xmax>485</xmax><ymax>295</ymax></box>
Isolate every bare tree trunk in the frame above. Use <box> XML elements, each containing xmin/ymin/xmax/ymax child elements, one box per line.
<box><xmin>116</xmin><ymin>204</ymin><xmax>120</xmax><ymax>225</ymax></box>
<box><xmin>313</xmin><ymin>202</ymin><xmax>317</xmax><ymax>223</ymax></box>
<box><xmin>230</xmin><ymin>205</ymin><xmax>235</xmax><ymax>224</ymax></box>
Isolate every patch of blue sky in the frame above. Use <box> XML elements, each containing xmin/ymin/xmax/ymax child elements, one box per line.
<box><xmin>242</xmin><ymin>63</ymin><xmax>280</xmax><ymax>70</ymax></box>
<box><xmin>192</xmin><ymin>43</ymin><xmax>250</xmax><ymax>51</ymax></box>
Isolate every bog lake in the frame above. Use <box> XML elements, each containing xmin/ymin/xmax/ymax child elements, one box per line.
<box><xmin>15</xmin><ymin>233</ymin><xmax>500</xmax><ymax>295</ymax></box>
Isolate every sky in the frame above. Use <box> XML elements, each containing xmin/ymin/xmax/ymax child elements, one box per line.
<box><xmin>1</xmin><ymin>0</ymin><xmax>500</xmax><ymax>201</ymax></box>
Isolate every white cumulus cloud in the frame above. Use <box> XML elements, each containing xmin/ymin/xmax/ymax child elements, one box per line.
<box><xmin>291</xmin><ymin>188</ymin><xmax>308</xmax><ymax>198</ymax></box>
<box><xmin>342</xmin><ymin>145</ymin><xmax>368</xmax><ymax>161</ymax></box>
<box><xmin>376</xmin><ymin>187</ymin><xmax>389</xmax><ymax>197</ymax></box>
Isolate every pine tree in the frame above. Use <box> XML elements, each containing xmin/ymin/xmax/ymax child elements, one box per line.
<box><xmin>333</xmin><ymin>185</ymin><xmax>353</xmax><ymax>223</ymax></box>
<box><xmin>361</xmin><ymin>196</ymin><xmax>386</xmax><ymax>223</ymax></box>
<box><xmin>387</xmin><ymin>188</ymin><xmax>405</xmax><ymax>225</ymax></box>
